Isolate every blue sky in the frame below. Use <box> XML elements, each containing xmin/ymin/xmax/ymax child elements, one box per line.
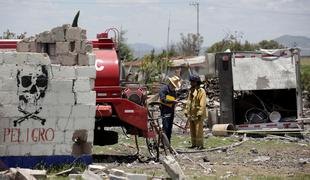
<box><xmin>1</xmin><ymin>0</ymin><xmax>309</xmax><ymax>47</ymax></box>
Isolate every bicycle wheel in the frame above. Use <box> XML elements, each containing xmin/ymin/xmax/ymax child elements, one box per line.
<box><xmin>245</xmin><ymin>107</ymin><xmax>269</xmax><ymax>124</ymax></box>
<box><xmin>145</xmin><ymin>123</ymin><xmax>160</xmax><ymax>161</ymax></box>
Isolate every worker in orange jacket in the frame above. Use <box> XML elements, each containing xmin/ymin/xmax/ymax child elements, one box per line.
<box><xmin>184</xmin><ymin>74</ymin><xmax>207</xmax><ymax>149</ymax></box>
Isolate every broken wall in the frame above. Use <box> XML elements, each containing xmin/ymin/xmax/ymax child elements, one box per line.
<box><xmin>0</xmin><ymin>25</ymin><xmax>96</xmax><ymax>168</ymax></box>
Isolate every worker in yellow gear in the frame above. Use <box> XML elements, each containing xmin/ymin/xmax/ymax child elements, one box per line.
<box><xmin>184</xmin><ymin>74</ymin><xmax>207</xmax><ymax>149</ymax></box>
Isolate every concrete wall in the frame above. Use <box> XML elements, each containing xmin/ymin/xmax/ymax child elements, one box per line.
<box><xmin>0</xmin><ymin>25</ymin><xmax>96</xmax><ymax>168</ymax></box>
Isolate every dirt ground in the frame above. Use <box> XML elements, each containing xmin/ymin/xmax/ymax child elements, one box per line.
<box><xmin>92</xmin><ymin>128</ymin><xmax>310</xmax><ymax>180</ymax></box>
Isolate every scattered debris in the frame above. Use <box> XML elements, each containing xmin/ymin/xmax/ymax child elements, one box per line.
<box><xmin>253</xmin><ymin>156</ymin><xmax>271</xmax><ymax>162</ymax></box>
<box><xmin>55</xmin><ymin>167</ymin><xmax>81</xmax><ymax>177</ymax></box>
<box><xmin>220</xmin><ymin>171</ymin><xmax>236</xmax><ymax>179</ymax></box>
<box><xmin>250</xmin><ymin>148</ymin><xmax>258</xmax><ymax>154</ymax></box>
<box><xmin>161</xmin><ymin>155</ymin><xmax>186</xmax><ymax>180</ymax></box>
<box><xmin>0</xmin><ymin>168</ymin><xmax>47</xmax><ymax>180</ymax></box>
<box><xmin>299</xmin><ymin>158</ymin><xmax>310</xmax><ymax>165</ymax></box>
<box><xmin>265</xmin><ymin>135</ymin><xmax>299</xmax><ymax>142</ymax></box>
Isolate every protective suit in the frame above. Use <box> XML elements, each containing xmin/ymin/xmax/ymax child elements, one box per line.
<box><xmin>185</xmin><ymin>76</ymin><xmax>207</xmax><ymax>148</ymax></box>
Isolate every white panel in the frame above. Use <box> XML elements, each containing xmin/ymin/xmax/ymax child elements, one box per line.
<box><xmin>232</xmin><ymin>56</ymin><xmax>296</xmax><ymax>90</ymax></box>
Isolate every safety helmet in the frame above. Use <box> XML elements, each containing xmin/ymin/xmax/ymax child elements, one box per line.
<box><xmin>189</xmin><ymin>74</ymin><xmax>201</xmax><ymax>83</ymax></box>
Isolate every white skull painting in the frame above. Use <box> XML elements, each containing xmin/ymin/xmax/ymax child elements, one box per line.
<box><xmin>14</xmin><ymin>65</ymin><xmax>48</xmax><ymax>126</ymax></box>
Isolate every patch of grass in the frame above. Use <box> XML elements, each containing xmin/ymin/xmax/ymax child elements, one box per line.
<box><xmin>301</xmin><ymin>63</ymin><xmax>310</xmax><ymax>92</ymax></box>
<box><xmin>204</xmin><ymin>136</ymin><xmax>240</xmax><ymax>148</ymax></box>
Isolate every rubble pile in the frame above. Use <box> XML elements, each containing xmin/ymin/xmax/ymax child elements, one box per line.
<box><xmin>205</xmin><ymin>77</ymin><xmax>220</xmax><ymax>109</ymax></box>
<box><xmin>0</xmin><ymin>165</ymin><xmax>157</xmax><ymax>180</ymax></box>
<box><xmin>16</xmin><ymin>24</ymin><xmax>94</xmax><ymax>66</ymax></box>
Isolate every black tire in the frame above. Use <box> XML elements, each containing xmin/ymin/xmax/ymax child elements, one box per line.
<box><xmin>146</xmin><ymin>135</ymin><xmax>159</xmax><ymax>161</ymax></box>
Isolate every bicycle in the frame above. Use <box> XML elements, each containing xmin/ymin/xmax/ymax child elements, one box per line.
<box><xmin>145</xmin><ymin>101</ymin><xmax>177</xmax><ymax>161</ymax></box>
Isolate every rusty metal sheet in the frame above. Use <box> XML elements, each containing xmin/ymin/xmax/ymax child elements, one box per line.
<box><xmin>232</xmin><ymin>56</ymin><xmax>296</xmax><ymax>90</ymax></box>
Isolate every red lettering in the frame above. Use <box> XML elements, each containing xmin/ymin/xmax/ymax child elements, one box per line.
<box><xmin>40</xmin><ymin>128</ymin><xmax>46</xmax><ymax>142</ymax></box>
<box><xmin>3</xmin><ymin>128</ymin><xmax>10</xmax><ymax>142</ymax></box>
<box><xmin>3</xmin><ymin>128</ymin><xmax>55</xmax><ymax>143</ymax></box>
<box><xmin>26</xmin><ymin>128</ymin><xmax>29</xmax><ymax>143</ymax></box>
<box><xmin>45</xmin><ymin>128</ymin><xmax>55</xmax><ymax>141</ymax></box>
<box><xmin>11</xmin><ymin>128</ymin><xmax>20</xmax><ymax>143</ymax></box>
<box><xmin>31</xmin><ymin>128</ymin><xmax>39</xmax><ymax>142</ymax></box>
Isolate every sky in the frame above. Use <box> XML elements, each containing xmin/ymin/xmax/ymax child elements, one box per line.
<box><xmin>0</xmin><ymin>0</ymin><xmax>310</xmax><ymax>48</ymax></box>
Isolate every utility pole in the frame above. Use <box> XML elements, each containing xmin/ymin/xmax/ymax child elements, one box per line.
<box><xmin>190</xmin><ymin>1</ymin><xmax>200</xmax><ymax>55</ymax></box>
<box><xmin>161</xmin><ymin>14</ymin><xmax>171</xmax><ymax>82</ymax></box>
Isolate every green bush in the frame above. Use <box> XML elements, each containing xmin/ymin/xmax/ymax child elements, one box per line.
<box><xmin>301</xmin><ymin>64</ymin><xmax>310</xmax><ymax>92</ymax></box>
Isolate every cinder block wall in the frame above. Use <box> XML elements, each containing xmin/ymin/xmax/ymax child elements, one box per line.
<box><xmin>0</xmin><ymin>25</ymin><xmax>96</xmax><ymax>168</ymax></box>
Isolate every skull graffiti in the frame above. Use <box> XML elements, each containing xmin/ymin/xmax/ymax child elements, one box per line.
<box><xmin>14</xmin><ymin>65</ymin><xmax>48</xmax><ymax>126</ymax></box>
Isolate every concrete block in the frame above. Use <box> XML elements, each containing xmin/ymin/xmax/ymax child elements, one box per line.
<box><xmin>29</xmin><ymin>41</ymin><xmax>37</xmax><ymax>52</ymax></box>
<box><xmin>3</xmin><ymin>52</ymin><xmax>51</xmax><ymax>65</ymax></box>
<box><xmin>0</xmin><ymin>78</ymin><xmax>18</xmax><ymax>92</ymax></box>
<box><xmin>74</xmin><ymin>78</ymin><xmax>93</xmax><ymax>92</ymax></box>
<box><xmin>161</xmin><ymin>155</ymin><xmax>186</xmax><ymax>180</ymax></box>
<box><xmin>0</xmin><ymin>91</ymin><xmax>19</xmax><ymax>105</ymax></box>
<box><xmin>51</xmin><ymin>26</ymin><xmax>65</xmax><ymax>42</ymax></box>
<box><xmin>39</xmin><ymin>104</ymin><xmax>73</xmax><ymax>118</ymax></box>
<box><xmin>109</xmin><ymin>174</ymin><xmax>128</xmax><ymax>180</ymax></box>
<box><xmin>49</xmin><ymin>105</ymin><xmax>73</xmax><ymax>118</ymax></box>
<box><xmin>110</xmin><ymin>169</ymin><xmax>126</xmax><ymax>177</ymax></box>
<box><xmin>16</xmin><ymin>169</ymin><xmax>36</xmax><ymax>180</ymax></box>
<box><xmin>0</xmin><ymin>52</ymin><xmax>3</xmax><ymax>64</ymax></box>
<box><xmin>126</xmin><ymin>173</ymin><xmax>149</xmax><ymax>180</ymax></box>
<box><xmin>48</xmin><ymin>43</ymin><xmax>56</xmax><ymax>56</ymax></box>
<box><xmin>62</xmin><ymin>24</ymin><xmax>71</xmax><ymax>30</ymax></box>
<box><xmin>48</xmin><ymin>79</ymin><xmax>73</xmax><ymax>92</ymax></box>
<box><xmin>71</xmin><ymin>105</ymin><xmax>96</xmax><ymax>118</ymax></box>
<box><xmin>44</xmin><ymin>92</ymin><xmax>75</xmax><ymax>105</ymax></box>
<box><xmin>81</xmin><ymin>169</ymin><xmax>101</xmax><ymax>180</ymax></box>
<box><xmin>55</xmin><ymin>117</ymin><xmax>74</xmax><ymax>131</ymax></box>
<box><xmin>54</xmin><ymin>144</ymin><xmax>71</xmax><ymax>155</ymax></box>
<box><xmin>0</xmin><ymin>64</ymin><xmax>19</xmax><ymax>78</ymax></box>
<box><xmin>87</xmin><ymin>53</ymin><xmax>96</xmax><ymax>65</ymax></box>
<box><xmin>0</xmin><ymin>118</ymin><xmax>11</xmax><ymax>131</ymax></box>
<box><xmin>66</xmin><ymin>27</ymin><xmax>82</xmax><ymax>41</ymax></box>
<box><xmin>16</xmin><ymin>168</ymin><xmax>47</xmax><ymax>180</ymax></box>
<box><xmin>59</xmin><ymin>52</ymin><xmax>78</xmax><ymax>66</ymax></box>
<box><xmin>80</xmin><ymin>40</ymin><xmax>93</xmax><ymax>54</ymax></box>
<box><xmin>74</xmin><ymin>118</ymin><xmax>95</xmax><ymax>130</ymax></box>
<box><xmin>75</xmin><ymin>40</ymin><xmax>81</xmax><ymax>53</ymax></box>
<box><xmin>75</xmin><ymin>91</ymin><xmax>96</xmax><ymax>105</ymax></box>
<box><xmin>0</xmin><ymin>104</ymin><xmax>22</xmax><ymax>118</ymax></box>
<box><xmin>0</xmin><ymin>145</ymin><xmax>6</xmax><ymax>156</ymax></box>
<box><xmin>6</xmin><ymin>144</ymin><xmax>21</xmax><ymax>156</ymax></box>
<box><xmin>75</xmin><ymin>66</ymin><xmax>96</xmax><ymax>79</ymax></box>
<box><xmin>78</xmin><ymin>53</ymin><xmax>88</xmax><ymax>66</ymax></box>
<box><xmin>50</xmin><ymin>65</ymin><xmax>76</xmax><ymax>79</ymax></box>
<box><xmin>38</xmin><ymin>31</ymin><xmax>53</xmax><ymax>43</ymax></box>
<box><xmin>3</xmin><ymin>51</ymin><xmax>25</xmax><ymax>64</ymax></box>
<box><xmin>27</xmin><ymin>52</ymin><xmax>51</xmax><ymax>65</ymax></box>
<box><xmin>30</xmin><ymin>144</ymin><xmax>55</xmax><ymax>156</ymax></box>
<box><xmin>16</xmin><ymin>42</ymin><xmax>30</xmax><ymax>52</ymax></box>
<box><xmin>19</xmin><ymin>145</ymin><xmax>32</xmax><ymax>156</ymax></box>
<box><xmin>49</xmin><ymin>55</ymin><xmax>60</xmax><ymax>64</ymax></box>
<box><xmin>56</xmin><ymin>42</ymin><xmax>70</xmax><ymax>54</ymax></box>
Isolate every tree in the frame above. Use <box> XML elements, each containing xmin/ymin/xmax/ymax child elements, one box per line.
<box><xmin>139</xmin><ymin>49</ymin><xmax>158</xmax><ymax>84</ymax></box>
<box><xmin>206</xmin><ymin>31</ymin><xmax>252</xmax><ymax>53</ymax></box>
<box><xmin>118</xmin><ymin>29</ymin><xmax>134</xmax><ymax>61</ymax></box>
<box><xmin>257</xmin><ymin>40</ymin><xmax>284</xmax><ymax>49</ymax></box>
<box><xmin>177</xmin><ymin>33</ymin><xmax>203</xmax><ymax>56</ymax></box>
<box><xmin>0</xmin><ymin>29</ymin><xmax>26</xmax><ymax>39</ymax></box>
<box><xmin>206</xmin><ymin>31</ymin><xmax>285</xmax><ymax>53</ymax></box>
